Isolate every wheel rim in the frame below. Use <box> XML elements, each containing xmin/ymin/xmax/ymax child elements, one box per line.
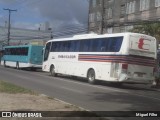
<box><xmin>88</xmin><ymin>70</ymin><xmax>95</xmax><ymax>83</ymax></box>
<box><xmin>89</xmin><ymin>73</ymin><xmax>94</xmax><ymax>81</ymax></box>
<box><xmin>4</xmin><ymin>61</ymin><xmax>5</xmax><ymax>67</ymax></box>
<box><xmin>16</xmin><ymin>63</ymin><xmax>19</xmax><ymax>69</ymax></box>
<box><xmin>51</xmin><ymin>67</ymin><xmax>55</xmax><ymax>76</ymax></box>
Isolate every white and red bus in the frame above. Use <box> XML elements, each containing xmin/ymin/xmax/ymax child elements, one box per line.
<box><xmin>42</xmin><ymin>32</ymin><xmax>157</xmax><ymax>84</ymax></box>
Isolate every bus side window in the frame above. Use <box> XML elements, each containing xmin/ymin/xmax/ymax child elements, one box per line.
<box><xmin>69</xmin><ymin>41</ymin><xmax>76</xmax><ymax>52</ymax></box>
<box><xmin>91</xmin><ymin>39</ymin><xmax>99</xmax><ymax>52</ymax></box>
<box><xmin>24</xmin><ymin>47</ymin><xmax>28</xmax><ymax>56</ymax></box>
<box><xmin>10</xmin><ymin>48</ymin><xmax>14</xmax><ymax>55</ymax></box>
<box><xmin>114</xmin><ymin>37</ymin><xmax>123</xmax><ymax>52</ymax></box>
<box><xmin>59</xmin><ymin>42</ymin><xmax>64</xmax><ymax>52</ymax></box>
<box><xmin>66</xmin><ymin>41</ymin><xmax>71</xmax><ymax>52</ymax></box>
<box><xmin>108</xmin><ymin>37</ymin><xmax>123</xmax><ymax>52</ymax></box>
<box><xmin>80</xmin><ymin>40</ymin><xmax>86</xmax><ymax>52</ymax></box>
<box><xmin>88</xmin><ymin>39</ymin><xmax>93</xmax><ymax>52</ymax></box>
<box><xmin>8</xmin><ymin>48</ymin><xmax>11</xmax><ymax>55</ymax></box>
<box><xmin>99</xmin><ymin>38</ymin><xmax>107</xmax><ymax>52</ymax></box>
<box><xmin>18</xmin><ymin>48</ymin><xmax>21</xmax><ymax>55</ymax></box>
<box><xmin>62</xmin><ymin>41</ymin><xmax>70</xmax><ymax>52</ymax></box>
<box><xmin>4</xmin><ymin>49</ymin><xmax>7</xmax><ymax>55</ymax></box>
<box><xmin>79</xmin><ymin>40</ymin><xmax>92</xmax><ymax>52</ymax></box>
<box><xmin>85</xmin><ymin>40</ymin><xmax>92</xmax><ymax>52</ymax></box>
<box><xmin>51</xmin><ymin>42</ymin><xmax>55</xmax><ymax>52</ymax></box>
<box><xmin>53</xmin><ymin>42</ymin><xmax>61</xmax><ymax>52</ymax></box>
<box><xmin>75</xmin><ymin>40</ymin><xmax>80</xmax><ymax>52</ymax></box>
<box><xmin>21</xmin><ymin>48</ymin><xmax>23</xmax><ymax>55</ymax></box>
<box><xmin>5</xmin><ymin>48</ymin><xmax>9</xmax><ymax>55</ymax></box>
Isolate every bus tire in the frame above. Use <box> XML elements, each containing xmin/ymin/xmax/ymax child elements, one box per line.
<box><xmin>4</xmin><ymin>61</ymin><xmax>6</xmax><ymax>67</ymax></box>
<box><xmin>50</xmin><ymin>65</ymin><xmax>57</xmax><ymax>77</ymax></box>
<box><xmin>87</xmin><ymin>69</ymin><xmax>96</xmax><ymax>84</ymax></box>
<box><xmin>16</xmin><ymin>62</ymin><xmax>19</xmax><ymax>70</ymax></box>
<box><xmin>31</xmin><ymin>68</ymin><xmax>37</xmax><ymax>71</ymax></box>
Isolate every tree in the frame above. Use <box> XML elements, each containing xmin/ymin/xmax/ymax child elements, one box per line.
<box><xmin>130</xmin><ymin>22</ymin><xmax>160</xmax><ymax>41</ymax></box>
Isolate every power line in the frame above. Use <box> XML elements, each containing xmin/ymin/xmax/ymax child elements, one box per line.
<box><xmin>0</xmin><ymin>25</ymin><xmax>97</xmax><ymax>40</ymax></box>
<box><xmin>3</xmin><ymin>8</ymin><xmax>17</xmax><ymax>46</ymax></box>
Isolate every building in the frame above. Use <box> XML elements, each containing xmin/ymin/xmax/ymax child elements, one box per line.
<box><xmin>39</xmin><ymin>22</ymin><xmax>52</xmax><ymax>31</ymax></box>
<box><xmin>89</xmin><ymin>0</ymin><xmax>160</xmax><ymax>34</ymax></box>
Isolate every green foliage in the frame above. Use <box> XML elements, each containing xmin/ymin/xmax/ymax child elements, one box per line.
<box><xmin>0</xmin><ymin>81</ymin><xmax>36</xmax><ymax>94</ymax></box>
<box><xmin>130</xmin><ymin>22</ymin><xmax>160</xmax><ymax>41</ymax></box>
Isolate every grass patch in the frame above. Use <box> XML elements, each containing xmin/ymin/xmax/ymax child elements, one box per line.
<box><xmin>0</xmin><ymin>81</ymin><xmax>36</xmax><ymax>94</ymax></box>
<box><xmin>47</xmin><ymin>96</ymin><xmax>55</xmax><ymax>100</ymax></box>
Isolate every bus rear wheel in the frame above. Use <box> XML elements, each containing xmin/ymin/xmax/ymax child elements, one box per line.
<box><xmin>87</xmin><ymin>69</ymin><xmax>96</xmax><ymax>84</ymax></box>
<box><xmin>50</xmin><ymin>65</ymin><xmax>57</xmax><ymax>77</ymax></box>
<box><xmin>16</xmin><ymin>62</ymin><xmax>19</xmax><ymax>69</ymax></box>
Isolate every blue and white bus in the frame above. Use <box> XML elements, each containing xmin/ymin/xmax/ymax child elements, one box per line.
<box><xmin>1</xmin><ymin>45</ymin><xmax>44</xmax><ymax>70</ymax></box>
<box><xmin>43</xmin><ymin>33</ymin><xmax>157</xmax><ymax>84</ymax></box>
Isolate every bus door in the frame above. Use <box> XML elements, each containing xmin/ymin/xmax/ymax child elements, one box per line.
<box><xmin>43</xmin><ymin>42</ymin><xmax>51</xmax><ymax>71</ymax></box>
<box><xmin>110</xmin><ymin>62</ymin><xmax>120</xmax><ymax>79</ymax></box>
<box><xmin>30</xmin><ymin>46</ymin><xmax>43</xmax><ymax>65</ymax></box>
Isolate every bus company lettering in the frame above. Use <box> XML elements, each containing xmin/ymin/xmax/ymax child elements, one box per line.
<box><xmin>58</xmin><ymin>55</ymin><xmax>76</xmax><ymax>59</ymax></box>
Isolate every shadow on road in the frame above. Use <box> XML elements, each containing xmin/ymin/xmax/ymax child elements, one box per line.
<box><xmin>51</xmin><ymin>74</ymin><xmax>160</xmax><ymax>92</ymax></box>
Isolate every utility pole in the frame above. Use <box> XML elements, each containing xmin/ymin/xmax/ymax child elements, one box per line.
<box><xmin>87</xmin><ymin>0</ymin><xmax>90</xmax><ymax>33</ymax></box>
<box><xmin>100</xmin><ymin>0</ymin><xmax>105</xmax><ymax>34</ymax></box>
<box><xmin>3</xmin><ymin>8</ymin><xmax>17</xmax><ymax>46</ymax></box>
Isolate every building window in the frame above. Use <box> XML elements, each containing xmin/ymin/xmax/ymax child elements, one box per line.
<box><xmin>121</xmin><ymin>4</ymin><xmax>126</xmax><ymax>16</ymax></box>
<box><xmin>126</xmin><ymin>1</ymin><xmax>136</xmax><ymax>14</ymax></box>
<box><xmin>107</xmin><ymin>27</ymin><xmax>113</xmax><ymax>33</ymax></box>
<box><xmin>140</xmin><ymin>0</ymin><xmax>150</xmax><ymax>11</ymax></box>
<box><xmin>89</xmin><ymin>13</ymin><xmax>95</xmax><ymax>22</ymax></box>
<box><xmin>155</xmin><ymin>0</ymin><xmax>160</xmax><ymax>7</ymax></box>
<box><xmin>96</xmin><ymin>12</ymin><xmax>102</xmax><ymax>21</ymax></box>
<box><xmin>92</xmin><ymin>0</ymin><xmax>96</xmax><ymax>7</ymax></box>
<box><xmin>97</xmin><ymin>0</ymin><xmax>101</xmax><ymax>6</ymax></box>
<box><xmin>106</xmin><ymin>8</ymin><xmax>113</xmax><ymax>19</ymax></box>
<box><xmin>108</xmin><ymin>0</ymin><xmax>113</xmax><ymax>3</ymax></box>
<box><xmin>125</xmin><ymin>26</ymin><xmax>133</xmax><ymax>31</ymax></box>
<box><xmin>120</xmin><ymin>26</ymin><xmax>125</xmax><ymax>32</ymax></box>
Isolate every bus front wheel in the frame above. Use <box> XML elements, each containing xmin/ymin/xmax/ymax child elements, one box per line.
<box><xmin>4</xmin><ymin>61</ymin><xmax>6</xmax><ymax>67</ymax></box>
<box><xmin>87</xmin><ymin>69</ymin><xmax>96</xmax><ymax>84</ymax></box>
<box><xmin>50</xmin><ymin>65</ymin><xmax>57</xmax><ymax>77</ymax></box>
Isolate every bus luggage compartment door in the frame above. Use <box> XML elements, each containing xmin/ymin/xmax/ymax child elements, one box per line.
<box><xmin>110</xmin><ymin>63</ymin><xmax>120</xmax><ymax>78</ymax></box>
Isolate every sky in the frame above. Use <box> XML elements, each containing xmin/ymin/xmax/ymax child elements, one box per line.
<box><xmin>0</xmin><ymin>0</ymin><xmax>89</xmax><ymax>33</ymax></box>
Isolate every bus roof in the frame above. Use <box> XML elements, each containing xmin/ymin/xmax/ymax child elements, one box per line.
<box><xmin>47</xmin><ymin>32</ymin><xmax>156</xmax><ymax>43</ymax></box>
<box><xmin>3</xmin><ymin>44</ymin><xmax>44</xmax><ymax>48</ymax></box>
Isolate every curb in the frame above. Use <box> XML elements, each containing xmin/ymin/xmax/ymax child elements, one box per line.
<box><xmin>39</xmin><ymin>94</ymin><xmax>90</xmax><ymax>111</ymax></box>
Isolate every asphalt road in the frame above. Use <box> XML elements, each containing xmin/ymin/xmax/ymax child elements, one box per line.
<box><xmin>0</xmin><ymin>65</ymin><xmax>160</xmax><ymax>117</ymax></box>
